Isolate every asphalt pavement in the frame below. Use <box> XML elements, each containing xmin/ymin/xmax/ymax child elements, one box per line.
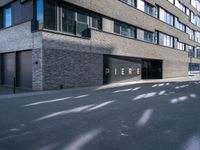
<box><xmin>0</xmin><ymin>80</ymin><xmax>200</xmax><ymax>150</ymax></box>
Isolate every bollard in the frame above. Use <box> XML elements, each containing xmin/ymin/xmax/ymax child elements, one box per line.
<box><xmin>13</xmin><ymin>77</ymin><xmax>16</xmax><ymax>94</ymax></box>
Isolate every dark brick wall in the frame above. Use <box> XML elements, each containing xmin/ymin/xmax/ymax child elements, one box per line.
<box><xmin>42</xmin><ymin>49</ymin><xmax>103</xmax><ymax>90</ymax></box>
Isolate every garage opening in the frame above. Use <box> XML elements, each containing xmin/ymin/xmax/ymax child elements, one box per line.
<box><xmin>142</xmin><ymin>59</ymin><xmax>163</xmax><ymax>79</ymax></box>
<box><xmin>1</xmin><ymin>50</ymin><xmax>32</xmax><ymax>89</ymax></box>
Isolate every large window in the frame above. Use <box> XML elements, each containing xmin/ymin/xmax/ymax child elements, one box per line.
<box><xmin>61</xmin><ymin>4</ymin><xmax>101</xmax><ymax>37</ymax></box>
<box><xmin>114</xmin><ymin>21</ymin><xmax>136</xmax><ymax>38</ymax></box>
<box><xmin>34</xmin><ymin>1</ymin><xmax>101</xmax><ymax>37</ymax></box>
<box><xmin>159</xmin><ymin>32</ymin><xmax>174</xmax><ymax>48</ymax></box>
<box><xmin>3</xmin><ymin>6</ymin><xmax>12</xmax><ymax>28</ymax></box>
<box><xmin>159</xmin><ymin>8</ymin><xmax>174</xmax><ymax>26</ymax></box>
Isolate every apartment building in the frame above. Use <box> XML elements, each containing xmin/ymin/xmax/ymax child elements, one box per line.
<box><xmin>0</xmin><ymin>0</ymin><xmax>200</xmax><ymax>90</ymax></box>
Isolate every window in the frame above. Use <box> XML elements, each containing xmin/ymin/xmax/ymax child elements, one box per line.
<box><xmin>90</xmin><ymin>14</ymin><xmax>102</xmax><ymax>30</ymax></box>
<box><xmin>177</xmin><ymin>41</ymin><xmax>185</xmax><ymax>50</ymax></box>
<box><xmin>186</xmin><ymin>8</ymin><xmax>190</xmax><ymax>16</ymax></box>
<box><xmin>131</xmin><ymin>0</ymin><xmax>136</xmax><ymax>7</ymax></box>
<box><xmin>61</xmin><ymin>4</ymin><xmax>95</xmax><ymax>37</ymax></box>
<box><xmin>175</xmin><ymin>18</ymin><xmax>185</xmax><ymax>31</ymax></box>
<box><xmin>36</xmin><ymin>0</ymin><xmax>43</xmax><ymax>27</ymax></box>
<box><xmin>159</xmin><ymin>8</ymin><xmax>174</xmax><ymax>26</ymax></box>
<box><xmin>186</xmin><ymin>26</ymin><xmax>195</xmax><ymax>40</ymax></box>
<box><xmin>175</xmin><ymin>0</ymin><xmax>186</xmax><ymax>13</ymax></box>
<box><xmin>137</xmin><ymin>0</ymin><xmax>145</xmax><ymax>11</ymax></box>
<box><xmin>189</xmin><ymin>63</ymin><xmax>200</xmax><ymax>73</ymax></box>
<box><xmin>3</xmin><ymin>6</ymin><xmax>12</xmax><ymax>28</ymax></box>
<box><xmin>144</xmin><ymin>31</ymin><xmax>154</xmax><ymax>43</ymax></box>
<box><xmin>114</xmin><ymin>22</ymin><xmax>121</xmax><ymax>34</ymax></box>
<box><xmin>121</xmin><ymin>0</ymin><xmax>136</xmax><ymax>7</ymax></box>
<box><xmin>196</xmin><ymin>48</ymin><xmax>200</xmax><ymax>58</ymax></box>
<box><xmin>76</xmin><ymin>12</ymin><xmax>89</xmax><ymax>36</ymax></box>
<box><xmin>144</xmin><ymin>2</ymin><xmax>155</xmax><ymax>16</ymax></box>
<box><xmin>159</xmin><ymin>32</ymin><xmax>174</xmax><ymax>48</ymax></box>
<box><xmin>195</xmin><ymin>31</ymin><xmax>200</xmax><ymax>43</ymax></box>
<box><xmin>114</xmin><ymin>21</ymin><xmax>136</xmax><ymax>38</ymax></box>
<box><xmin>62</xmin><ymin>6</ymin><xmax>76</xmax><ymax>34</ymax></box>
<box><xmin>191</xmin><ymin>0</ymin><xmax>200</xmax><ymax>12</ymax></box>
<box><xmin>44</xmin><ymin>0</ymin><xmax>56</xmax><ymax>30</ymax></box>
<box><xmin>186</xmin><ymin>45</ymin><xmax>194</xmax><ymax>57</ymax></box>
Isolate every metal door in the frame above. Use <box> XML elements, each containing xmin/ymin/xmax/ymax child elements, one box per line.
<box><xmin>2</xmin><ymin>53</ymin><xmax>15</xmax><ymax>86</ymax></box>
<box><xmin>16</xmin><ymin>51</ymin><xmax>32</xmax><ymax>88</ymax></box>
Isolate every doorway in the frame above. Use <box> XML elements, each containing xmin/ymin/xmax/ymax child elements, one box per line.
<box><xmin>142</xmin><ymin>59</ymin><xmax>162</xmax><ymax>79</ymax></box>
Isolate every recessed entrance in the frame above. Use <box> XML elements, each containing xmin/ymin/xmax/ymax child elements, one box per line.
<box><xmin>142</xmin><ymin>59</ymin><xmax>163</xmax><ymax>79</ymax></box>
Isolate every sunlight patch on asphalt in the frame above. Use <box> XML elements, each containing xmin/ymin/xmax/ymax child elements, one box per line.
<box><xmin>113</xmin><ymin>88</ymin><xmax>132</xmax><ymax>93</ymax></box>
<box><xmin>23</xmin><ymin>94</ymin><xmax>90</xmax><ymax>107</ymax></box>
<box><xmin>175</xmin><ymin>84</ymin><xmax>189</xmax><ymax>89</ymax></box>
<box><xmin>181</xmin><ymin>135</ymin><xmax>200</xmax><ymax>150</ymax></box>
<box><xmin>190</xmin><ymin>94</ymin><xmax>197</xmax><ymax>98</ymax></box>
<box><xmin>35</xmin><ymin>101</ymin><xmax>115</xmax><ymax>121</ymax></box>
<box><xmin>133</xmin><ymin>92</ymin><xmax>157</xmax><ymax>101</ymax></box>
<box><xmin>38</xmin><ymin>143</ymin><xmax>58</xmax><ymax>150</ymax></box>
<box><xmin>113</xmin><ymin>87</ymin><xmax>141</xmax><ymax>93</ymax></box>
<box><xmin>35</xmin><ymin>104</ymin><xmax>95</xmax><ymax>121</ymax></box>
<box><xmin>86</xmin><ymin>101</ymin><xmax>114</xmax><ymax>112</ymax></box>
<box><xmin>152</xmin><ymin>83</ymin><xmax>170</xmax><ymax>88</ymax></box>
<box><xmin>170</xmin><ymin>94</ymin><xmax>197</xmax><ymax>104</ymax></box>
<box><xmin>62</xmin><ymin>128</ymin><xmax>103</xmax><ymax>150</ymax></box>
<box><xmin>23</xmin><ymin>97</ymin><xmax>72</xmax><ymax>107</ymax></box>
<box><xmin>158</xmin><ymin>90</ymin><xmax>166</xmax><ymax>96</ymax></box>
<box><xmin>136</xmin><ymin>109</ymin><xmax>153</xmax><ymax>127</ymax></box>
<box><xmin>74</xmin><ymin>94</ymin><xmax>90</xmax><ymax>99</ymax></box>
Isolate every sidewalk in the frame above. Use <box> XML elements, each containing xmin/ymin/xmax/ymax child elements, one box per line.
<box><xmin>0</xmin><ymin>76</ymin><xmax>200</xmax><ymax>99</ymax></box>
<box><xmin>0</xmin><ymin>86</ymin><xmax>32</xmax><ymax>95</ymax></box>
<box><xmin>94</xmin><ymin>76</ymin><xmax>200</xmax><ymax>90</ymax></box>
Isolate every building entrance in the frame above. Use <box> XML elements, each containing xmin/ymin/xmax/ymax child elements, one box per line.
<box><xmin>142</xmin><ymin>59</ymin><xmax>162</xmax><ymax>79</ymax></box>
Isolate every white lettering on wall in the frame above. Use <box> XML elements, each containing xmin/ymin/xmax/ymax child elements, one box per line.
<box><xmin>105</xmin><ymin>68</ymin><xmax>110</xmax><ymax>75</ymax></box>
<box><xmin>115</xmin><ymin>68</ymin><xmax>117</xmax><ymax>75</ymax></box>
<box><xmin>121</xmin><ymin>68</ymin><xmax>125</xmax><ymax>75</ymax></box>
